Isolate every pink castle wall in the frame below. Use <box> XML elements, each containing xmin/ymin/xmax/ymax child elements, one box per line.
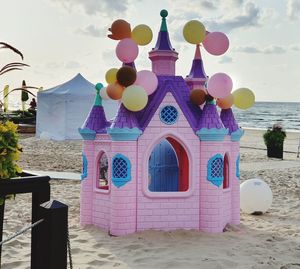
<box><xmin>80</xmin><ymin>94</ymin><xmax>241</xmax><ymax>235</ymax></box>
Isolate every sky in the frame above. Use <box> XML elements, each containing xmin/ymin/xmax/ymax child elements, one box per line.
<box><xmin>0</xmin><ymin>0</ymin><xmax>300</xmax><ymax>103</ymax></box>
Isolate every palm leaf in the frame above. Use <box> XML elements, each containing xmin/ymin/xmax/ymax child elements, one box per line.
<box><xmin>0</xmin><ymin>42</ymin><xmax>24</xmax><ymax>60</ymax></box>
<box><xmin>0</xmin><ymin>62</ymin><xmax>29</xmax><ymax>73</ymax></box>
<box><xmin>0</xmin><ymin>68</ymin><xmax>23</xmax><ymax>76</ymax></box>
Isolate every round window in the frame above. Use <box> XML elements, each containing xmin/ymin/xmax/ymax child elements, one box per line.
<box><xmin>160</xmin><ymin>106</ymin><xmax>178</xmax><ymax>125</ymax></box>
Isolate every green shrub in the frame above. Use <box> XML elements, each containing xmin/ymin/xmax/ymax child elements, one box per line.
<box><xmin>263</xmin><ymin>124</ymin><xmax>286</xmax><ymax>148</ymax></box>
<box><xmin>0</xmin><ymin>120</ymin><xmax>22</xmax><ymax>204</ymax></box>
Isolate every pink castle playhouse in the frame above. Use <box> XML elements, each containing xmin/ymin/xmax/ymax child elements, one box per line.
<box><xmin>79</xmin><ymin>10</ymin><xmax>244</xmax><ymax>236</ymax></box>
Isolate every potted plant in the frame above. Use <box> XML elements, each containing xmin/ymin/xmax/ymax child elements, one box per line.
<box><xmin>0</xmin><ymin>120</ymin><xmax>23</xmax><ymax>204</ymax></box>
<box><xmin>263</xmin><ymin>123</ymin><xmax>286</xmax><ymax>159</ymax></box>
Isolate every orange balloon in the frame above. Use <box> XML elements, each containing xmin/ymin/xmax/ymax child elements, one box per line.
<box><xmin>190</xmin><ymin>89</ymin><xmax>206</xmax><ymax>105</ymax></box>
<box><xmin>108</xmin><ymin>19</ymin><xmax>131</xmax><ymax>40</ymax></box>
<box><xmin>217</xmin><ymin>94</ymin><xmax>234</xmax><ymax>109</ymax></box>
<box><xmin>106</xmin><ymin>83</ymin><xmax>124</xmax><ymax>100</ymax></box>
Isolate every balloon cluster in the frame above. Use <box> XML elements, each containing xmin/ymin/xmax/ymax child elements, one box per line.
<box><xmin>97</xmin><ymin>19</ymin><xmax>157</xmax><ymax>112</ymax></box>
<box><xmin>183</xmin><ymin>20</ymin><xmax>255</xmax><ymax>110</ymax></box>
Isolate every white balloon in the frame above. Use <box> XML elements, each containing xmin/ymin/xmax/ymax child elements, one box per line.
<box><xmin>240</xmin><ymin>178</ymin><xmax>273</xmax><ymax>214</ymax></box>
<box><xmin>100</xmin><ymin>87</ymin><xmax>111</xmax><ymax>100</ymax></box>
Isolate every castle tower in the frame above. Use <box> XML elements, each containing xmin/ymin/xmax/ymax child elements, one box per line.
<box><xmin>79</xmin><ymin>86</ymin><xmax>110</xmax><ymax>140</ymax></box>
<box><xmin>149</xmin><ymin>9</ymin><xmax>178</xmax><ymax>76</ymax></box>
<box><xmin>185</xmin><ymin>44</ymin><xmax>207</xmax><ymax>91</ymax></box>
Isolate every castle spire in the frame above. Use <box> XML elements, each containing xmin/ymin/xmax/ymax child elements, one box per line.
<box><xmin>79</xmin><ymin>85</ymin><xmax>110</xmax><ymax>139</ymax></box>
<box><xmin>149</xmin><ymin>9</ymin><xmax>178</xmax><ymax>76</ymax></box>
<box><xmin>185</xmin><ymin>44</ymin><xmax>207</xmax><ymax>91</ymax></box>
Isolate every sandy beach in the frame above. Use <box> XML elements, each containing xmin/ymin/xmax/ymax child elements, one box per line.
<box><xmin>1</xmin><ymin>129</ymin><xmax>300</xmax><ymax>269</ymax></box>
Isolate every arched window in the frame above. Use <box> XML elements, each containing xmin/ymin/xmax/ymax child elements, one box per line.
<box><xmin>112</xmin><ymin>154</ymin><xmax>131</xmax><ymax>188</ymax></box>
<box><xmin>97</xmin><ymin>152</ymin><xmax>109</xmax><ymax>190</ymax></box>
<box><xmin>223</xmin><ymin>153</ymin><xmax>229</xmax><ymax>189</ymax></box>
<box><xmin>236</xmin><ymin>155</ymin><xmax>240</xmax><ymax>179</ymax></box>
<box><xmin>207</xmin><ymin>154</ymin><xmax>224</xmax><ymax>187</ymax></box>
<box><xmin>81</xmin><ymin>153</ymin><xmax>88</xmax><ymax>180</ymax></box>
<box><xmin>148</xmin><ymin>137</ymin><xmax>189</xmax><ymax>192</ymax></box>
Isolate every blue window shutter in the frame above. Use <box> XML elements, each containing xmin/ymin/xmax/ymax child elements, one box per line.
<box><xmin>112</xmin><ymin>154</ymin><xmax>131</xmax><ymax>188</ymax></box>
<box><xmin>81</xmin><ymin>153</ymin><xmax>88</xmax><ymax>180</ymax></box>
<box><xmin>207</xmin><ymin>154</ymin><xmax>224</xmax><ymax>187</ymax></box>
<box><xmin>236</xmin><ymin>155</ymin><xmax>240</xmax><ymax>179</ymax></box>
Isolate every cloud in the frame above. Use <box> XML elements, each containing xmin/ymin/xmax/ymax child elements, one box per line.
<box><xmin>200</xmin><ymin>1</ymin><xmax>218</xmax><ymax>10</ymax></box>
<box><xmin>204</xmin><ymin>2</ymin><xmax>261</xmax><ymax>32</ymax></box>
<box><xmin>50</xmin><ymin>0</ymin><xmax>129</xmax><ymax>15</ymax></box>
<box><xmin>76</xmin><ymin>24</ymin><xmax>106</xmax><ymax>38</ymax></box>
<box><xmin>287</xmin><ymin>0</ymin><xmax>300</xmax><ymax>20</ymax></box>
<box><xmin>65</xmin><ymin>61</ymin><xmax>82</xmax><ymax>69</ymax></box>
<box><xmin>290</xmin><ymin>44</ymin><xmax>300</xmax><ymax>51</ymax></box>
<box><xmin>233</xmin><ymin>45</ymin><xmax>287</xmax><ymax>54</ymax></box>
<box><xmin>219</xmin><ymin>56</ymin><xmax>233</xmax><ymax>64</ymax></box>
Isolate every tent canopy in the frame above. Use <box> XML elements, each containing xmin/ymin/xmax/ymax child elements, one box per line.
<box><xmin>36</xmin><ymin>73</ymin><xmax>118</xmax><ymax>140</ymax></box>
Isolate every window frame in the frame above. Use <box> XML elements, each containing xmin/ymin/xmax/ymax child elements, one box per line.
<box><xmin>207</xmin><ymin>154</ymin><xmax>224</xmax><ymax>187</ymax></box>
<box><xmin>94</xmin><ymin>151</ymin><xmax>110</xmax><ymax>194</ymax></box>
<box><xmin>112</xmin><ymin>153</ymin><xmax>131</xmax><ymax>188</ymax></box>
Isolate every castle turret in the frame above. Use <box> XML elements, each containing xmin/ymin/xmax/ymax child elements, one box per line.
<box><xmin>149</xmin><ymin>9</ymin><xmax>178</xmax><ymax>76</ymax></box>
<box><xmin>185</xmin><ymin>44</ymin><xmax>207</xmax><ymax>91</ymax></box>
<box><xmin>79</xmin><ymin>86</ymin><xmax>110</xmax><ymax>140</ymax></box>
<box><xmin>220</xmin><ymin>108</ymin><xmax>244</xmax><ymax>141</ymax></box>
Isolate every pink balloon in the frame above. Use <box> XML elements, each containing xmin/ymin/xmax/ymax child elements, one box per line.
<box><xmin>207</xmin><ymin>73</ymin><xmax>232</xmax><ymax>99</ymax></box>
<box><xmin>203</xmin><ymin>32</ymin><xmax>229</xmax><ymax>56</ymax></box>
<box><xmin>116</xmin><ymin>38</ymin><xmax>139</xmax><ymax>63</ymax></box>
<box><xmin>135</xmin><ymin>70</ymin><xmax>158</xmax><ymax>95</ymax></box>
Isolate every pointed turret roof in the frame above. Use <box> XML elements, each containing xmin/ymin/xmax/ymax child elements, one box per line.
<box><xmin>198</xmin><ymin>102</ymin><xmax>225</xmax><ymax>129</ymax></box>
<box><xmin>82</xmin><ymin>86</ymin><xmax>110</xmax><ymax>133</ymax></box>
<box><xmin>220</xmin><ymin>108</ymin><xmax>239</xmax><ymax>134</ymax></box>
<box><xmin>187</xmin><ymin>45</ymin><xmax>207</xmax><ymax>79</ymax></box>
<box><xmin>153</xmin><ymin>9</ymin><xmax>174</xmax><ymax>51</ymax></box>
<box><xmin>111</xmin><ymin>104</ymin><xmax>139</xmax><ymax>129</ymax></box>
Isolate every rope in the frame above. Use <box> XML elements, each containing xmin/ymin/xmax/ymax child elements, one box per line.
<box><xmin>67</xmin><ymin>227</ymin><xmax>73</xmax><ymax>269</ymax></box>
<box><xmin>0</xmin><ymin>219</ymin><xmax>44</xmax><ymax>246</ymax></box>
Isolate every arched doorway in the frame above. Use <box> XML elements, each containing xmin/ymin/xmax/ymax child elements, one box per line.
<box><xmin>148</xmin><ymin>137</ymin><xmax>189</xmax><ymax>192</ymax></box>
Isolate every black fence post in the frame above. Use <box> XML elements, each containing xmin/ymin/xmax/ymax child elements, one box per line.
<box><xmin>36</xmin><ymin>200</ymin><xmax>68</xmax><ymax>269</ymax></box>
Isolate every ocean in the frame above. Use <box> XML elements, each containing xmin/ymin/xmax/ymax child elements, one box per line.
<box><xmin>231</xmin><ymin>102</ymin><xmax>300</xmax><ymax>132</ymax></box>
<box><xmin>6</xmin><ymin>99</ymin><xmax>300</xmax><ymax>132</ymax></box>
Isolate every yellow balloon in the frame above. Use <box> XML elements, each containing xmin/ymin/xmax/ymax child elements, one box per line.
<box><xmin>183</xmin><ymin>20</ymin><xmax>206</xmax><ymax>44</ymax></box>
<box><xmin>233</xmin><ymin>88</ymin><xmax>255</xmax><ymax>109</ymax></box>
<box><xmin>105</xmin><ymin>68</ymin><xmax>118</xmax><ymax>84</ymax></box>
<box><xmin>131</xmin><ymin>24</ymin><xmax>153</xmax><ymax>46</ymax></box>
<box><xmin>122</xmin><ymin>85</ymin><xmax>148</xmax><ymax>112</ymax></box>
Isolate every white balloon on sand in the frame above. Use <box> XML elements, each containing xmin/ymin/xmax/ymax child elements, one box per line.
<box><xmin>240</xmin><ymin>178</ymin><xmax>273</xmax><ymax>214</ymax></box>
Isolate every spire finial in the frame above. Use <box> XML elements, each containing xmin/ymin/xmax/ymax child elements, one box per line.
<box><xmin>194</xmin><ymin>44</ymin><xmax>202</xmax><ymax>60</ymax></box>
<box><xmin>95</xmin><ymin>83</ymin><xmax>103</xmax><ymax>106</ymax></box>
<box><xmin>160</xmin><ymin>9</ymin><xmax>168</xmax><ymax>32</ymax></box>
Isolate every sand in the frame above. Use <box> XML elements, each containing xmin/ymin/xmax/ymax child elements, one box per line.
<box><xmin>1</xmin><ymin>129</ymin><xmax>300</xmax><ymax>269</ymax></box>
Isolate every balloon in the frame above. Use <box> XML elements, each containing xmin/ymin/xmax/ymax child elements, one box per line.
<box><xmin>95</xmin><ymin>83</ymin><xmax>103</xmax><ymax>91</ymax></box>
<box><xmin>105</xmin><ymin>68</ymin><xmax>118</xmax><ymax>84</ymax></box>
<box><xmin>131</xmin><ymin>24</ymin><xmax>153</xmax><ymax>46</ymax></box>
<box><xmin>106</xmin><ymin>83</ymin><xmax>124</xmax><ymax>100</ymax></box>
<box><xmin>217</xmin><ymin>94</ymin><xmax>234</xmax><ymax>109</ymax></box>
<box><xmin>207</xmin><ymin>73</ymin><xmax>233</xmax><ymax>99</ymax></box>
<box><xmin>135</xmin><ymin>70</ymin><xmax>158</xmax><ymax>95</ymax></box>
<box><xmin>190</xmin><ymin>89</ymin><xmax>206</xmax><ymax>105</ymax></box>
<box><xmin>233</xmin><ymin>88</ymin><xmax>255</xmax><ymax>109</ymax></box>
<box><xmin>240</xmin><ymin>178</ymin><xmax>273</xmax><ymax>214</ymax></box>
<box><xmin>122</xmin><ymin>85</ymin><xmax>148</xmax><ymax>112</ymax></box>
<box><xmin>108</xmin><ymin>19</ymin><xmax>131</xmax><ymax>40</ymax></box>
<box><xmin>116</xmin><ymin>38</ymin><xmax>139</xmax><ymax>63</ymax></box>
<box><xmin>183</xmin><ymin>20</ymin><xmax>206</xmax><ymax>44</ymax></box>
<box><xmin>100</xmin><ymin>87</ymin><xmax>110</xmax><ymax>100</ymax></box>
<box><xmin>203</xmin><ymin>32</ymin><xmax>229</xmax><ymax>56</ymax></box>
<box><xmin>116</xmin><ymin>66</ymin><xmax>137</xmax><ymax>87</ymax></box>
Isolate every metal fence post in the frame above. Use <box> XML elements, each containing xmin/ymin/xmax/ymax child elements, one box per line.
<box><xmin>36</xmin><ymin>200</ymin><xmax>68</xmax><ymax>269</ymax></box>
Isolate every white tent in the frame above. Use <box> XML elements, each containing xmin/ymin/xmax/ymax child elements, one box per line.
<box><xmin>36</xmin><ymin>73</ymin><xmax>118</xmax><ymax>140</ymax></box>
